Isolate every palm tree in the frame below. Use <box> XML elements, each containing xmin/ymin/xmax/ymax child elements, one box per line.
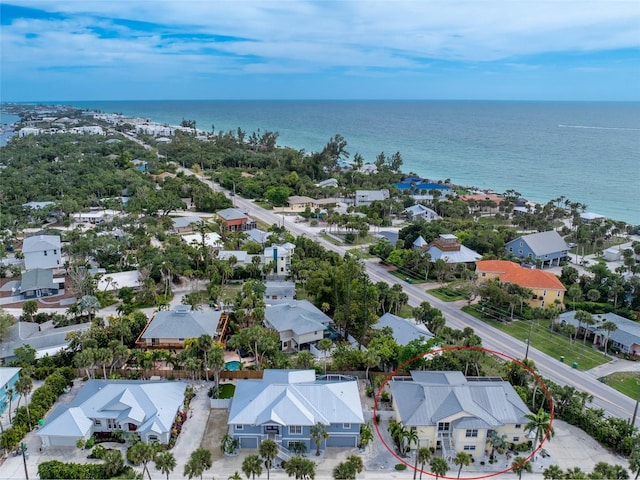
<box><xmin>487</xmin><ymin>430</ymin><xmax>508</xmax><ymax>458</ymax></box>
<box><xmin>259</xmin><ymin>439</ymin><xmax>279</xmax><ymax>480</ymax></box>
<box><xmin>78</xmin><ymin>295</ymin><xmax>100</xmax><ymax>321</ymax></box>
<box><xmin>453</xmin><ymin>451</ymin><xmax>471</xmax><ymax>479</ymax></box>
<box><xmin>358</xmin><ymin>423</ymin><xmax>373</xmax><ymax>450</ymax></box>
<box><xmin>103</xmin><ymin>449</ymin><xmax>124</xmax><ymax>477</ymax></box>
<box><xmin>511</xmin><ymin>456</ymin><xmax>532</xmax><ymax>480</ymax></box>
<box><xmin>542</xmin><ymin>465</ymin><xmax>564</xmax><ymax>480</ymax></box>
<box><xmin>229</xmin><ymin>473</ymin><xmax>243</xmax><ymax>480</ymax></box>
<box><xmin>6</xmin><ymin>387</ymin><xmax>14</xmax><ymax>422</ymax></box>
<box><xmin>429</xmin><ymin>457</ymin><xmax>449</xmax><ymax>480</ymax></box>
<box><xmin>285</xmin><ymin>456</ymin><xmax>316</xmax><ymax>479</ymax></box>
<box><xmin>154</xmin><ymin>451</ymin><xmax>176</xmax><ymax>480</ymax></box>
<box><xmin>196</xmin><ymin>334</ymin><xmax>214</xmax><ymax>381</ymax></box>
<box><xmin>14</xmin><ymin>374</ymin><xmax>33</xmax><ymax>422</ymax></box>
<box><xmin>242</xmin><ymin>454</ymin><xmax>263</xmax><ymax>479</ymax></box>
<box><xmin>317</xmin><ymin>338</ymin><xmax>333</xmax><ymax>374</ymax></box>
<box><xmin>601</xmin><ymin>320</ymin><xmax>618</xmax><ymax>357</ymax></box>
<box><xmin>310</xmin><ymin>422</ymin><xmax>329</xmax><ymax>456</ymax></box>
<box><xmin>524</xmin><ymin>408</ymin><xmax>555</xmax><ymax>461</ymax></box>
<box><xmin>208</xmin><ymin>343</ymin><xmax>225</xmax><ymax>395</ymax></box>
<box><xmin>333</xmin><ymin>455</ymin><xmax>363</xmax><ymax>479</ymax></box>
<box><xmin>184</xmin><ymin>448</ymin><xmax>213</xmax><ymax>480</ymax></box>
<box><xmin>416</xmin><ymin>446</ymin><xmax>432</xmax><ymax>480</ymax></box>
<box><xmin>129</xmin><ymin>441</ymin><xmax>157</xmax><ymax>480</ymax></box>
<box><xmin>402</xmin><ymin>428</ymin><xmax>418</xmax><ymax>457</ymax></box>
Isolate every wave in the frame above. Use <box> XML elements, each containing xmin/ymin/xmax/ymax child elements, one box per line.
<box><xmin>558</xmin><ymin>124</ymin><xmax>640</xmax><ymax>131</ymax></box>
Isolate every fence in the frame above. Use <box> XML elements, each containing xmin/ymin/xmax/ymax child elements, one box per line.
<box><xmin>74</xmin><ymin>368</ymin><xmax>264</xmax><ymax>381</ymax></box>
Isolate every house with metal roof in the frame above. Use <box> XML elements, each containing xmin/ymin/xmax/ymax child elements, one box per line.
<box><xmin>264</xmin><ymin>281</ymin><xmax>297</xmax><ymax>305</ymax></box>
<box><xmin>264</xmin><ymin>243</ymin><xmax>295</xmax><ymax>278</ymax></box>
<box><xmin>264</xmin><ymin>300</ymin><xmax>333</xmax><ymax>351</ymax></box>
<box><xmin>354</xmin><ymin>189</ymin><xmax>390</xmax><ymax>207</ymax></box>
<box><xmin>19</xmin><ymin>268</ymin><xmax>60</xmax><ymax>299</ymax></box>
<box><xmin>171</xmin><ymin>216</ymin><xmax>204</xmax><ymax>233</ymax></box>
<box><xmin>403</xmin><ymin>204</ymin><xmax>440</xmax><ymax>222</ymax></box>
<box><xmin>228</xmin><ymin>369</ymin><xmax>364</xmax><ymax>452</ymax></box>
<box><xmin>37</xmin><ymin>380</ymin><xmax>186</xmax><ymax>447</ymax></box>
<box><xmin>476</xmin><ymin>260</ymin><xmax>566</xmax><ymax>309</ymax></box>
<box><xmin>425</xmin><ymin>234</ymin><xmax>482</xmax><ymax>264</ymax></box>
<box><xmin>0</xmin><ymin>367</ymin><xmax>21</xmax><ymax>414</ymax></box>
<box><xmin>372</xmin><ymin>313</ymin><xmax>434</xmax><ymax>346</ymax></box>
<box><xmin>136</xmin><ymin>305</ymin><xmax>222</xmax><ymax>349</ymax></box>
<box><xmin>390</xmin><ymin>371</ymin><xmax>531</xmax><ymax>459</ymax></box>
<box><xmin>505</xmin><ymin>230</ymin><xmax>569</xmax><ymax>267</ymax></box>
<box><xmin>22</xmin><ymin>235</ymin><xmax>62</xmax><ymax>270</ymax></box>
<box><xmin>216</xmin><ymin>208</ymin><xmax>257</xmax><ymax>233</ymax></box>
<box><xmin>559</xmin><ymin>311</ymin><xmax>640</xmax><ymax>357</ymax></box>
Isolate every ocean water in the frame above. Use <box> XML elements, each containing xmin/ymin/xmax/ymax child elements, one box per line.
<box><xmin>60</xmin><ymin>101</ymin><xmax>640</xmax><ymax>224</ymax></box>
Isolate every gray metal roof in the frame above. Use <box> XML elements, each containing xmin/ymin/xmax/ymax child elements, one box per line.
<box><xmin>559</xmin><ymin>311</ymin><xmax>640</xmax><ymax>349</ymax></box>
<box><xmin>390</xmin><ymin>371</ymin><xmax>531</xmax><ymax>427</ymax></box>
<box><xmin>171</xmin><ymin>216</ymin><xmax>203</xmax><ymax>229</ymax></box>
<box><xmin>228</xmin><ymin>369</ymin><xmax>363</xmax><ymax>427</ymax></box>
<box><xmin>426</xmin><ymin>244</ymin><xmax>482</xmax><ymax>263</ymax></box>
<box><xmin>0</xmin><ymin>367</ymin><xmax>21</xmax><ymax>387</ymax></box>
<box><xmin>507</xmin><ymin>231</ymin><xmax>568</xmax><ymax>256</ymax></box>
<box><xmin>140</xmin><ymin>306</ymin><xmax>221</xmax><ymax>340</ymax></box>
<box><xmin>19</xmin><ymin>268</ymin><xmax>56</xmax><ymax>293</ymax></box>
<box><xmin>0</xmin><ymin>321</ymin><xmax>91</xmax><ymax>361</ymax></box>
<box><xmin>22</xmin><ymin>234</ymin><xmax>61</xmax><ymax>253</ymax></box>
<box><xmin>373</xmin><ymin>313</ymin><xmax>433</xmax><ymax>346</ymax></box>
<box><xmin>265</xmin><ymin>300</ymin><xmax>332</xmax><ymax>336</ymax></box>
<box><xmin>217</xmin><ymin>208</ymin><xmax>249</xmax><ymax>221</ymax></box>
<box><xmin>38</xmin><ymin>380</ymin><xmax>186</xmax><ymax>439</ymax></box>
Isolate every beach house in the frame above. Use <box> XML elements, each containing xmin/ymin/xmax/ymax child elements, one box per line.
<box><xmin>476</xmin><ymin>260</ymin><xmax>566</xmax><ymax>308</ymax></box>
<box><xmin>390</xmin><ymin>371</ymin><xmax>531</xmax><ymax>458</ymax></box>
<box><xmin>227</xmin><ymin>370</ymin><xmax>364</xmax><ymax>451</ymax></box>
<box><xmin>505</xmin><ymin>231</ymin><xmax>569</xmax><ymax>267</ymax></box>
<box><xmin>264</xmin><ymin>300</ymin><xmax>333</xmax><ymax>352</ymax></box>
<box><xmin>22</xmin><ymin>234</ymin><xmax>62</xmax><ymax>270</ymax></box>
<box><xmin>38</xmin><ymin>380</ymin><xmax>186</xmax><ymax>447</ymax></box>
<box><xmin>216</xmin><ymin>208</ymin><xmax>257</xmax><ymax>233</ymax></box>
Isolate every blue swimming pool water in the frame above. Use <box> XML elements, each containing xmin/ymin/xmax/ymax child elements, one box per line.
<box><xmin>224</xmin><ymin>360</ymin><xmax>242</xmax><ymax>371</ymax></box>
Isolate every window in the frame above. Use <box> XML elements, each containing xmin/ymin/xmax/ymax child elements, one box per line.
<box><xmin>543</xmin><ymin>290</ymin><xmax>547</xmax><ymax>296</ymax></box>
<box><xmin>94</xmin><ymin>420</ymin><xmax>102</xmax><ymax>426</ymax></box>
<box><xmin>481</xmin><ymin>272</ymin><xmax>487</xmax><ymax>277</ymax></box>
<box><xmin>465</xmin><ymin>429</ymin><xmax>478</xmax><ymax>438</ymax></box>
<box><xmin>513</xmin><ymin>436</ymin><xmax>520</xmax><ymax>442</ymax></box>
<box><xmin>515</xmin><ymin>424</ymin><xmax>521</xmax><ymax>429</ymax></box>
<box><xmin>54</xmin><ymin>249</ymin><xmax>57</xmax><ymax>254</ymax></box>
<box><xmin>437</xmin><ymin>422</ymin><xmax>450</xmax><ymax>432</ymax></box>
<box><xmin>508</xmin><ymin>247</ymin><xmax>513</xmax><ymax>253</ymax></box>
<box><xmin>343</xmin><ymin>423</ymin><xmax>351</xmax><ymax>429</ymax></box>
<box><xmin>44</xmin><ymin>250</ymin><xmax>48</xmax><ymax>256</ymax></box>
<box><xmin>463</xmin><ymin>445</ymin><xmax>476</xmax><ymax>451</ymax></box>
<box><xmin>289</xmin><ymin>426</ymin><xmax>302</xmax><ymax>435</ymax></box>
<box><xmin>557</xmin><ymin>291</ymin><xmax>561</xmax><ymax>297</ymax></box>
<box><xmin>518</xmin><ymin>249</ymin><xmax>523</xmax><ymax>254</ymax></box>
<box><xmin>236</xmin><ymin>425</ymin><xmax>244</xmax><ymax>430</ymax></box>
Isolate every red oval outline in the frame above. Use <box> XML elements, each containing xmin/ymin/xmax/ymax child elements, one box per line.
<box><xmin>372</xmin><ymin>345</ymin><xmax>554</xmax><ymax>479</ymax></box>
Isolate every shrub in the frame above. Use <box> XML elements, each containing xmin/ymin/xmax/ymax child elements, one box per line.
<box><xmin>395</xmin><ymin>463</ymin><xmax>407</xmax><ymax>471</ymax></box>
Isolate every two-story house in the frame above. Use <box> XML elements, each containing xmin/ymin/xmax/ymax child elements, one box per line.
<box><xmin>505</xmin><ymin>231</ymin><xmax>569</xmax><ymax>267</ymax></box>
<box><xmin>402</xmin><ymin>204</ymin><xmax>440</xmax><ymax>222</ymax></box>
<box><xmin>228</xmin><ymin>370</ymin><xmax>364</xmax><ymax>451</ymax></box>
<box><xmin>264</xmin><ymin>243</ymin><xmax>295</xmax><ymax>277</ymax></box>
<box><xmin>217</xmin><ymin>208</ymin><xmax>257</xmax><ymax>233</ymax></box>
<box><xmin>476</xmin><ymin>260</ymin><xmax>566</xmax><ymax>308</ymax></box>
<box><xmin>22</xmin><ymin>235</ymin><xmax>62</xmax><ymax>270</ymax></box>
<box><xmin>264</xmin><ymin>300</ymin><xmax>333</xmax><ymax>351</ymax></box>
<box><xmin>390</xmin><ymin>371</ymin><xmax>531</xmax><ymax>459</ymax></box>
<box><xmin>0</xmin><ymin>367</ymin><xmax>21</xmax><ymax>414</ymax></box>
<box><xmin>38</xmin><ymin>380</ymin><xmax>186</xmax><ymax>447</ymax></box>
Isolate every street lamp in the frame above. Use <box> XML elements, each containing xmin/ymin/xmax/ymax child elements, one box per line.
<box><xmin>524</xmin><ymin>319</ymin><xmax>534</xmax><ymax>361</ymax></box>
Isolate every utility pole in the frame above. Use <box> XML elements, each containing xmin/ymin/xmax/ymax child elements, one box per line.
<box><xmin>21</xmin><ymin>442</ymin><xmax>29</xmax><ymax>480</ymax></box>
<box><xmin>524</xmin><ymin>319</ymin><xmax>534</xmax><ymax>361</ymax></box>
<box><xmin>629</xmin><ymin>382</ymin><xmax>640</xmax><ymax>436</ymax></box>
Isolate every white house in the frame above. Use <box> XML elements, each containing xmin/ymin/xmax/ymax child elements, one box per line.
<box><xmin>38</xmin><ymin>380</ymin><xmax>186</xmax><ymax>447</ymax></box>
<box><xmin>403</xmin><ymin>204</ymin><xmax>440</xmax><ymax>222</ymax></box>
<box><xmin>264</xmin><ymin>243</ymin><xmax>295</xmax><ymax>278</ymax></box>
<box><xmin>264</xmin><ymin>300</ymin><xmax>333</xmax><ymax>351</ymax></box>
<box><xmin>22</xmin><ymin>235</ymin><xmax>62</xmax><ymax>270</ymax></box>
<box><xmin>354</xmin><ymin>189</ymin><xmax>390</xmax><ymax>207</ymax></box>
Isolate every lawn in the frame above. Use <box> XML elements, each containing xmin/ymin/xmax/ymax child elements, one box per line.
<box><xmin>462</xmin><ymin>306</ymin><xmax>609</xmax><ymax>371</ymax></box>
<box><xmin>429</xmin><ymin>284</ymin><xmax>467</xmax><ymax>302</ymax></box>
<box><xmin>218</xmin><ymin>383</ymin><xmax>236</xmax><ymax>399</ymax></box>
<box><xmin>600</xmin><ymin>372</ymin><xmax>640</xmax><ymax>400</ymax></box>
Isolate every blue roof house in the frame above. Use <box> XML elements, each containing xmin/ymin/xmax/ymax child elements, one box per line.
<box><xmin>228</xmin><ymin>370</ymin><xmax>364</xmax><ymax>455</ymax></box>
<box><xmin>0</xmin><ymin>367</ymin><xmax>21</xmax><ymax>414</ymax></box>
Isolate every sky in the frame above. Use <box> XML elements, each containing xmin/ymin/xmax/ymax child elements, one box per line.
<box><xmin>1</xmin><ymin>1</ymin><xmax>639</xmax><ymax>102</ymax></box>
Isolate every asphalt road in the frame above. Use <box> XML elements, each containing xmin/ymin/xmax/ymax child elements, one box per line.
<box><xmin>180</xmin><ymin>169</ymin><xmax>638</xmax><ymax>427</ymax></box>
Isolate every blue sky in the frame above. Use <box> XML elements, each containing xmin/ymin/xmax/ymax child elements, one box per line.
<box><xmin>1</xmin><ymin>1</ymin><xmax>639</xmax><ymax>101</ymax></box>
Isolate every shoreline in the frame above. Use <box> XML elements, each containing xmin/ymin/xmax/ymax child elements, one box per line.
<box><xmin>3</xmin><ymin>102</ymin><xmax>638</xmax><ymax>226</ymax></box>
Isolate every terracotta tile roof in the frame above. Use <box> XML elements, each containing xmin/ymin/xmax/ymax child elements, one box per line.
<box><xmin>476</xmin><ymin>260</ymin><xmax>565</xmax><ymax>291</ymax></box>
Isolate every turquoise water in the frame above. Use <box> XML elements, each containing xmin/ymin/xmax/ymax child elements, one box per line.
<box><xmin>55</xmin><ymin>101</ymin><xmax>640</xmax><ymax>224</ymax></box>
<box><xmin>224</xmin><ymin>360</ymin><xmax>242</xmax><ymax>371</ymax></box>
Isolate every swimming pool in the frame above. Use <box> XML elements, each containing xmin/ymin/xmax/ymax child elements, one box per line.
<box><xmin>224</xmin><ymin>360</ymin><xmax>242</xmax><ymax>371</ymax></box>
